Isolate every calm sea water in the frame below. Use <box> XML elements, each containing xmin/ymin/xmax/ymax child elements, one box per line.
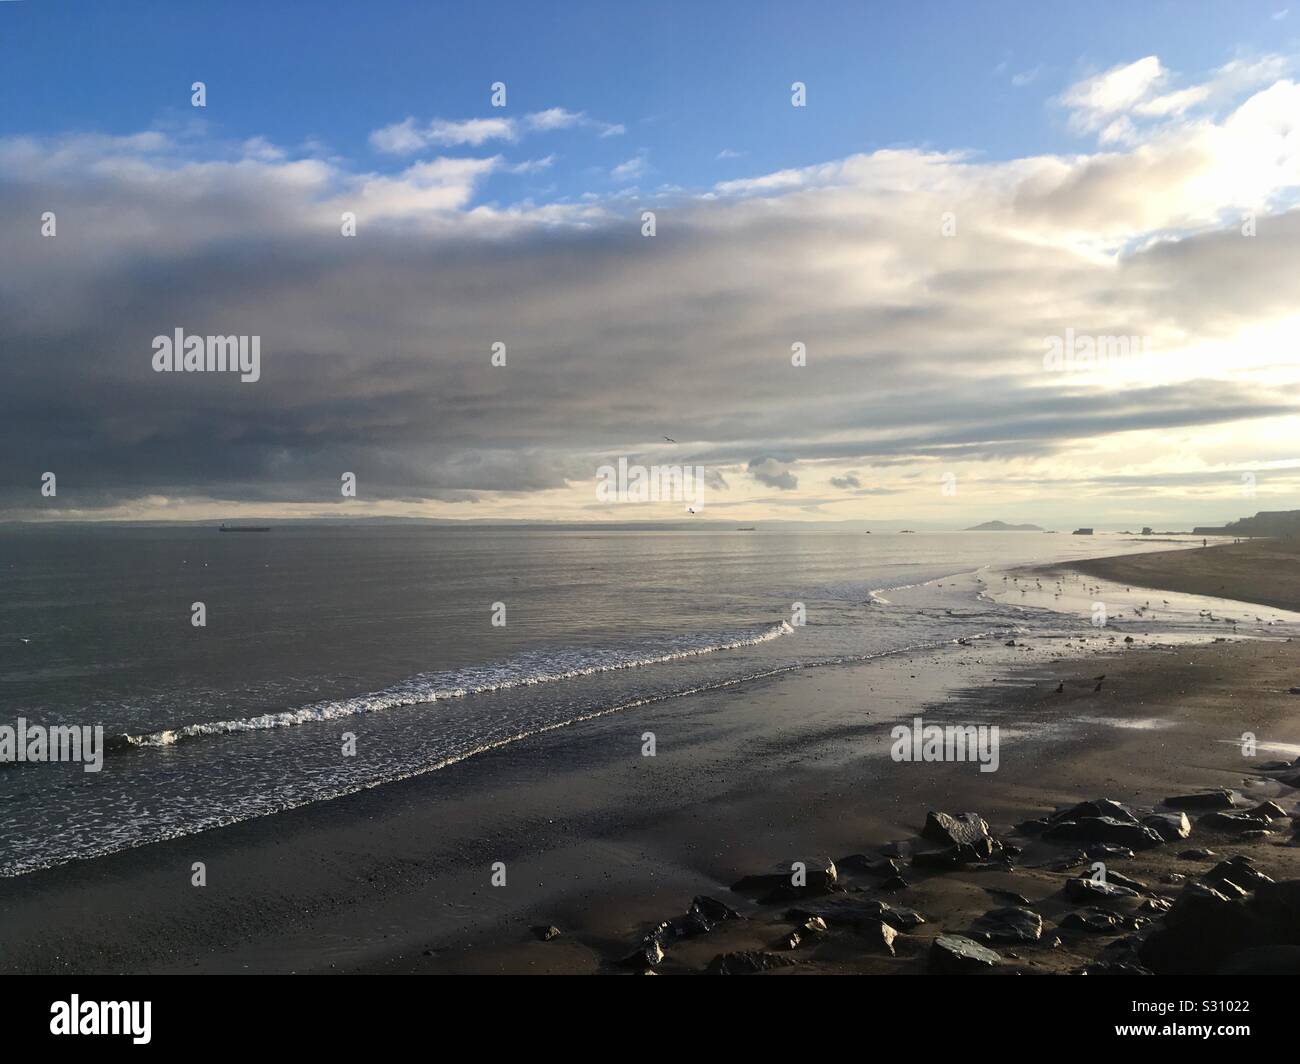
<box><xmin>0</xmin><ymin>524</ymin><xmax>1226</xmax><ymax>875</ymax></box>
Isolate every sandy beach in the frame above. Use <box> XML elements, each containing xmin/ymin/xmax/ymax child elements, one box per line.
<box><xmin>1</xmin><ymin>540</ymin><xmax>1297</xmax><ymax>975</ymax></box>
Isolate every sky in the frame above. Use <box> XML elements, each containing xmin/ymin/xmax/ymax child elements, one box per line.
<box><xmin>2</xmin><ymin>0</ymin><xmax>1299</xmax><ymax>528</ymax></box>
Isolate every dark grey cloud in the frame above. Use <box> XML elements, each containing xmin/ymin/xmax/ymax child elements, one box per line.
<box><xmin>747</xmin><ymin>457</ymin><xmax>798</xmax><ymax>491</ymax></box>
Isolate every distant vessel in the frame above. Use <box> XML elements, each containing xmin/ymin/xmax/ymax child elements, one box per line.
<box><xmin>899</xmin><ymin>529</ymin><xmax>915</xmax><ymax>533</ymax></box>
<box><xmin>1072</xmin><ymin>527</ymin><xmax>1094</xmax><ymax>535</ymax></box>
<box><xmin>736</xmin><ymin>527</ymin><xmax>756</xmax><ymax>531</ymax></box>
<box><xmin>219</xmin><ymin>523</ymin><xmax>270</xmax><ymax>533</ymax></box>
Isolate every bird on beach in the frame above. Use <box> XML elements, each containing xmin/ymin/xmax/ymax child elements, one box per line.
<box><xmin>1054</xmin><ymin>681</ymin><xmax>1064</xmax><ymax>693</ymax></box>
<box><xmin>1094</xmin><ymin>679</ymin><xmax>1104</xmax><ymax>692</ymax></box>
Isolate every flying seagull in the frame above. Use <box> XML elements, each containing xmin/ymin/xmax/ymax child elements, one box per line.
<box><xmin>663</xmin><ymin>436</ymin><xmax>676</xmax><ymax>443</ymax></box>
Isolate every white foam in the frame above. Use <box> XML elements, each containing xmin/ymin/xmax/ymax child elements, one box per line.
<box><xmin>119</xmin><ymin>621</ymin><xmax>795</xmax><ymax>748</ymax></box>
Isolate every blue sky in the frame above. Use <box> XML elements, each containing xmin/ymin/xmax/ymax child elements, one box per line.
<box><xmin>4</xmin><ymin>0</ymin><xmax>1297</xmax><ymax>207</ymax></box>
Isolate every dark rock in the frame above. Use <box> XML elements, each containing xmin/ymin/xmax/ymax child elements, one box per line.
<box><xmin>1064</xmin><ymin>877</ymin><xmax>1139</xmax><ymax>904</ymax></box>
<box><xmin>837</xmin><ymin>854</ymin><xmax>902</xmax><ymax>878</ymax></box>
<box><xmin>1085</xmin><ymin>844</ymin><xmax>1135</xmax><ymax>860</ymax></box>
<box><xmin>1140</xmin><ymin>884</ymin><xmax>1263</xmax><ymax>974</ymax></box>
<box><xmin>1255</xmin><ymin>761</ymin><xmax>1293</xmax><ymax>771</ymax></box>
<box><xmin>1051</xmin><ymin>799</ymin><xmax>1140</xmax><ymax>825</ymax></box>
<box><xmin>690</xmin><ymin>895</ymin><xmax>741</xmax><ymax>924</ymax></box>
<box><xmin>1142</xmin><ymin>811</ymin><xmax>1192</xmax><ymax>841</ymax></box>
<box><xmin>788</xmin><ymin>896</ymin><xmax>925</xmax><ymax>932</ymax></box>
<box><xmin>1214</xmin><ymin>878</ymin><xmax>1250</xmax><ymax>899</ymax></box>
<box><xmin>779</xmin><ymin>930</ymin><xmax>801</xmax><ymax>950</ymax></box>
<box><xmin>1102</xmin><ymin>870</ymin><xmax>1149</xmax><ymax>893</ymax></box>
<box><xmin>532</xmin><ymin>925</ymin><xmax>562</xmax><ymax>942</ymax></box>
<box><xmin>1248</xmin><ymin>800</ymin><xmax>1289</xmax><ymax>821</ymax></box>
<box><xmin>858</xmin><ymin>920</ymin><xmax>898</xmax><ymax>955</ymax></box>
<box><xmin>1164</xmin><ymin>789</ymin><xmax>1236</xmax><ymax>810</ymax></box>
<box><xmin>706</xmin><ymin>950</ymin><xmax>798</xmax><ymax>975</ymax></box>
<box><xmin>878</xmin><ymin>875</ymin><xmax>909</xmax><ymax>892</ymax></box>
<box><xmin>913</xmin><ymin>837</ymin><xmax>1002</xmax><ymax>870</ymax></box>
<box><xmin>621</xmin><ymin>939</ymin><xmax>666</xmax><ymax>969</ymax></box>
<box><xmin>1274</xmin><ymin>771</ymin><xmax>1300</xmax><ymax>788</ymax></box>
<box><xmin>923</xmin><ymin>811</ymin><xmax>992</xmax><ymax>847</ymax></box>
<box><xmin>732</xmin><ymin>857</ymin><xmax>837</xmax><ymax>900</ymax></box>
<box><xmin>930</xmin><ymin>934</ymin><xmax>1001</xmax><ymax>973</ymax></box>
<box><xmin>1178</xmin><ymin>848</ymin><xmax>1216</xmax><ymax>860</ymax></box>
<box><xmin>1205</xmin><ymin>856</ymin><xmax>1272</xmax><ymax>892</ymax></box>
<box><xmin>1060</xmin><ymin>907</ymin><xmax>1125</xmax><ymax>933</ymax></box>
<box><xmin>800</xmin><ymin>916</ymin><xmax>828</xmax><ymax>935</ymax></box>
<box><xmin>1198</xmin><ymin>811</ymin><xmax>1272</xmax><ymax>833</ymax></box>
<box><xmin>1251</xmin><ymin>879</ymin><xmax>1300</xmax><ymax>937</ymax></box>
<box><xmin>970</xmin><ymin>906</ymin><xmax>1042</xmax><ymax>943</ymax></box>
<box><xmin>1043</xmin><ymin>817</ymin><xmax>1164</xmax><ymax>850</ymax></box>
<box><xmin>1217</xmin><ymin>945</ymin><xmax>1300</xmax><ymax>974</ymax></box>
<box><xmin>1016</xmin><ymin>817</ymin><xmax>1050</xmax><ymax>836</ymax></box>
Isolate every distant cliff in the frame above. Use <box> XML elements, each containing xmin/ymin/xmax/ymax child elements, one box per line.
<box><xmin>1192</xmin><ymin>510</ymin><xmax>1300</xmax><ymax>537</ymax></box>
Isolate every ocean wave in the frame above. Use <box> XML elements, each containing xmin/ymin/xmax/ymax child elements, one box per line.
<box><xmin>112</xmin><ymin>620</ymin><xmax>795</xmax><ymax>750</ymax></box>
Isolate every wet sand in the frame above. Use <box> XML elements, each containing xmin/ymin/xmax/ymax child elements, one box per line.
<box><xmin>2</xmin><ymin>543</ymin><xmax>1298</xmax><ymax>974</ymax></box>
<box><xmin>1058</xmin><ymin>538</ymin><xmax>1300</xmax><ymax>613</ymax></box>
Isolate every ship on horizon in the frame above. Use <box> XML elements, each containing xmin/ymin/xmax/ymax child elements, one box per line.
<box><xmin>219</xmin><ymin>522</ymin><xmax>271</xmax><ymax>533</ymax></box>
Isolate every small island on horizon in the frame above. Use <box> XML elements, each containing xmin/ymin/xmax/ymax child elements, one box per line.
<box><xmin>963</xmin><ymin>520</ymin><xmax>1046</xmax><ymax>532</ymax></box>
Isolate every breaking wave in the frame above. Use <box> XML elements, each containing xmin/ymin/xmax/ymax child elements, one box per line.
<box><xmin>113</xmin><ymin>620</ymin><xmax>795</xmax><ymax>750</ymax></box>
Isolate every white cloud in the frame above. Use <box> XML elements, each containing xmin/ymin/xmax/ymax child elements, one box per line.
<box><xmin>370</xmin><ymin>108</ymin><xmax>623</xmax><ymax>154</ymax></box>
<box><xmin>1059</xmin><ymin>53</ymin><xmax>1292</xmax><ymax>145</ymax></box>
<box><xmin>611</xmin><ymin>155</ymin><xmax>647</xmax><ymax>182</ymax></box>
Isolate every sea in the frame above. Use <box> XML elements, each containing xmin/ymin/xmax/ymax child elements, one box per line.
<box><xmin>1</xmin><ymin>524</ymin><xmax>1291</xmax><ymax>877</ymax></box>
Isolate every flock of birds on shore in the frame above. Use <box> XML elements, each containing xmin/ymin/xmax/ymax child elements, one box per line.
<box><xmin>1000</xmin><ymin>571</ymin><xmax>1285</xmax><ymax>633</ymax></box>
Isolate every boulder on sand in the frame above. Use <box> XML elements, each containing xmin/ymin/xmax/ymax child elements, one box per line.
<box><xmin>1051</xmin><ymin>799</ymin><xmax>1140</xmax><ymax>825</ymax></box>
<box><xmin>1064</xmin><ymin>876</ymin><xmax>1140</xmax><ymax>904</ymax></box>
<box><xmin>732</xmin><ymin>857</ymin><xmax>838</xmax><ymax>901</ymax></box>
<box><xmin>1204</xmin><ymin>856</ymin><xmax>1272</xmax><ymax>892</ymax></box>
<box><xmin>837</xmin><ymin>854</ymin><xmax>903</xmax><ymax>878</ymax></box>
<box><xmin>1198</xmin><ymin>811</ymin><xmax>1273</xmax><ymax>834</ymax></box>
<box><xmin>1138</xmin><ymin>881</ymin><xmax>1267</xmax><ymax>974</ymax></box>
<box><xmin>969</xmin><ymin>906</ymin><xmax>1042</xmax><ymax>944</ymax></box>
<box><xmin>788</xmin><ymin>896</ymin><xmax>924</xmax><ymax>932</ymax></box>
<box><xmin>922</xmin><ymin>811</ymin><xmax>992</xmax><ymax>847</ymax></box>
<box><xmin>1043</xmin><ymin>817</ymin><xmax>1164</xmax><ymax>850</ymax></box>
<box><xmin>912</xmin><ymin>836</ymin><xmax>1004</xmax><ymax>870</ymax></box>
<box><xmin>1163</xmin><ymin>789</ymin><xmax>1236</xmax><ymax>810</ymax></box>
<box><xmin>1142</xmin><ymin>811</ymin><xmax>1192</xmax><ymax>841</ymax></box>
<box><xmin>1060</xmin><ymin>907</ymin><xmax>1126</xmax><ymax>933</ymax></box>
<box><xmin>930</xmin><ymin>934</ymin><xmax>1001</xmax><ymax>973</ymax></box>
